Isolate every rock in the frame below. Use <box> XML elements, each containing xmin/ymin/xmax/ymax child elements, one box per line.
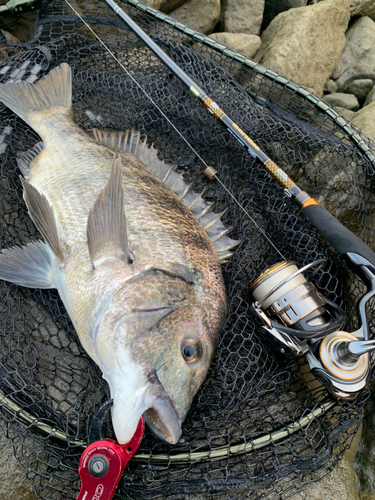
<box><xmin>290</xmin><ymin>426</ymin><xmax>362</xmax><ymax>500</ymax></box>
<box><xmin>324</xmin><ymin>92</ymin><xmax>360</xmax><ymax>110</ymax></box>
<box><xmin>0</xmin><ymin>431</ymin><xmax>37</xmax><ymax>500</ymax></box>
<box><xmin>160</xmin><ymin>0</ymin><xmax>189</xmax><ymax>14</ymax></box>
<box><xmin>349</xmin><ymin>0</ymin><xmax>375</xmax><ymax>18</ymax></box>
<box><xmin>324</xmin><ymin>79</ymin><xmax>338</xmax><ymax>94</ymax></box>
<box><xmin>223</xmin><ymin>0</ymin><xmax>265</xmax><ymax>35</ymax></box>
<box><xmin>171</xmin><ymin>0</ymin><xmax>220</xmax><ymax>34</ymax></box>
<box><xmin>364</xmin><ymin>87</ymin><xmax>375</xmax><ymax>107</ymax></box>
<box><xmin>332</xmin><ymin>59</ymin><xmax>343</xmax><ymax>80</ymax></box>
<box><xmin>255</xmin><ymin>0</ymin><xmax>350</xmax><ymax>96</ymax></box>
<box><xmin>334</xmin><ymin>106</ymin><xmax>356</xmax><ymax>120</ymax></box>
<box><xmin>1</xmin><ymin>30</ymin><xmax>20</xmax><ymax>44</ymax></box>
<box><xmin>345</xmin><ymin>79</ymin><xmax>373</xmax><ymax>102</ymax></box>
<box><xmin>140</xmin><ymin>0</ymin><xmax>166</xmax><ymax>8</ymax></box>
<box><xmin>262</xmin><ymin>0</ymin><xmax>308</xmax><ymax>31</ymax></box>
<box><xmin>351</xmin><ymin>101</ymin><xmax>375</xmax><ymax>142</ymax></box>
<box><xmin>352</xmin><ymin>102</ymin><xmax>375</xmax><ymax>141</ymax></box>
<box><xmin>208</xmin><ymin>32</ymin><xmax>261</xmax><ymax>58</ymax></box>
<box><xmin>0</xmin><ymin>11</ymin><xmax>37</xmax><ymax>43</ymax></box>
<box><xmin>335</xmin><ymin>17</ymin><xmax>375</xmax><ymax>91</ymax></box>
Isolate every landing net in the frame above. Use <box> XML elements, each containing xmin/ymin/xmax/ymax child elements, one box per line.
<box><xmin>0</xmin><ymin>1</ymin><xmax>374</xmax><ymax>498</ymax></box>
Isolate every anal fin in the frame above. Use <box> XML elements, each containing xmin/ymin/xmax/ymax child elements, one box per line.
<box><xmin>87</xmin><ymin>156</ymin><xmax>130</xmax><ymax>267</ymax></box>
<box><xmin>20</xmin><ymin>177</ymin><xmax>65</xmax><ymax>263</ymax></box>
<box><xmin>0</xmin><ymin>241</ymin><xmax>55</xmax><ymax>288</ymax></box>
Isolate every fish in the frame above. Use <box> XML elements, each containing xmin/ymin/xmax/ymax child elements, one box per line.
<box><xmin>0</xmin><ymin>63</ymin><xmax>239</xmax><ymax>444</ymax></box>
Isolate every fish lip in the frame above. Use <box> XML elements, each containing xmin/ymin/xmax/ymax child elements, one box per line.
<box><xmin>144</xmin><ymin>372</ymin><xmax>182</xmax><ymax>444</ymax></box>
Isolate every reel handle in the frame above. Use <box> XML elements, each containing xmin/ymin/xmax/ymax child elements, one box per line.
<box><xmin>301</xmin><ymin>203</ymin><xmax>375</xmax><ymax>269</ymax></box>
<box><xmin>338</xmin><ymin>339</ymin><xmax>375</xmax><ymax>360</ymax></box>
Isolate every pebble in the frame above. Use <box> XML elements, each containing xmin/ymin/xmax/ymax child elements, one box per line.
<box><xmin>345</xmin><ymin>79</ymin><xmax>374</xmax><ymax>102</ymax></box>
<box><xmin>324</xmin><ymin>92</ymin><xmax>360</xmax><ymax>110</ymax></box>
<box><xmin>324</xmin><ymin>79</ymin><xmax>338</xmax><ymax>94</ymax></box>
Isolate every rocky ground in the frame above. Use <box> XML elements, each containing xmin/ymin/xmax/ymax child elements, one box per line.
<box><xmin>1</xmin><ymin>0</ymin><xmax>375</xmax><ymax>499</ymax></box>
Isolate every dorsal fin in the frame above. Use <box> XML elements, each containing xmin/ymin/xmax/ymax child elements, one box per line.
<box><xmin>20</xmin><ymin>177</ymin><xmax>65</xmax><ymax>263</ymax></box>
<box><xmin>93</xmin><ymin>129</ymin><xmax>241</xmax><ymax>262</ymax></box>
<box><xmin>87</xmin><ymin>155</ymin><xmax>130</xmax><ymax>268</ymax></box>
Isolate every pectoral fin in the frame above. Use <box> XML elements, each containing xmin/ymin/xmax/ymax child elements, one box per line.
<box><xmin>87</xmin><ymin>156</ymin><xmax>130</xmax><ymax>267</ymax></box>
<box><xmin>20</xmin><ymin>177</ymin><xmax>65</xmax><ymax>263</ymax></box>
<box><xmin>0</xmin><ymin>241</ymin><xmax>55</xmax><ymax>288</ymax></box>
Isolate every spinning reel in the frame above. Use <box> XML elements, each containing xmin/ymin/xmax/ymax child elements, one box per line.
<box><xmin>251</xmin><ymin>254</ymin><xmax>375</xmax><ymax>400</ymax></box>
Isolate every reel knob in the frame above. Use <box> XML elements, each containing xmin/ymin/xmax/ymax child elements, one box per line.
<box><xmin>318</xmin><ymin>331</ymin><xmax>371</xmax><ymax>398</ymax></box>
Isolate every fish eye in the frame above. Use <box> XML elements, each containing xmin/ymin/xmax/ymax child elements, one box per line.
<box><xmin>181</xmin><ymin>338</ymin><xmax>202</xmax><ymax>364</ymax></box>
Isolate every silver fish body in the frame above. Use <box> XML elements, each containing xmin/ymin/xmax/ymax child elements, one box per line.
<box><xmin>0</xmin><ymin>63</ymin><xmax>233</xmax><ymax>444</ymax></box>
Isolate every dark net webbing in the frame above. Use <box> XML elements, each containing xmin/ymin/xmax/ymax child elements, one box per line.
<box><xmin>0</xmin><ymin>1</ymin><xmax>374</xmax><ymax>498</ymax></box>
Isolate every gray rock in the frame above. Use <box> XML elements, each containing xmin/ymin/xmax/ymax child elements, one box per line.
<box><xmin>345</xmin><ymin>79</ymin><xmax>373</xmax><ymax>102</ymax></box>
<box><xmin>208</xmin><ymin>32</ymin><xmax>261</xmax><ymax>58</ymax></box>
<box><xmin>262</xmin><ymin>0</ymin><xmax>308</xmax><ymax>31</ymax></box>
<box><xmin>0</xmin><ymin>11</ymin><xmax>37</xmax><ymax>43</ymax></box>
<box><xmin>139</xmin><ymin>0</ymin><xmax>166</xmax><ymax>8</ymax></box>
<box><xmin>349</xmin><ymin>0</ymin><xmax>375</xmax><ymax>18</ymax></box>
<box><xmin>160</xmin><ymin>0</ymin><xmax>189</xmax><ymax>13</ymax></box>
<box><xmin>334</xmin><ymin>106</ymin><xmax>356</xmax><ymax>120</ymax></box>
<box><xmin>332</xmin><ymin>59</ymin><xmax>343</xmax><ymax>80</ymax></box>
<box><xmin>290</xmin><ymin>426</ymin><xmax>362</xmax><ymax>500</ymax></box>
<box><xmin>324</xmin><ymin>92</ymin><xmax>360</xmax><ymax>110</ymax></box>
<box><xmin>223</xmin><ymin>0</ymin><xmax>265</xmax><ymax>35</ymax></box>
<box><xmin>335</xmin><ymin>17</ymin><xmax>375</xmax><ymax>91</ymax></box>
<box><xmin>255</xmin><ymin>0</ymin><xmax>350</xmax><ymax>96</ymax></box>
<box><xmin>351</xmin><ymin>101</ymin><xmax>375</xmax><ymax>142</ymax></box>
<box><xmin>364</xmin><ymin>86</ymin><xmax>375</xmax><ymax>107</ymax></box>
<box><xmin>324</xmin><ymin>79</ymin><xmax>338</xmax><ymax>94</ymax></box>
<box><xmin>0</xmin><ymin>431</ymin><xmax>37</xmax><ymax>499</ymax></box>
<box><xmin>171</xmin><ymin>0</ymin><xmax>220</xmax><ymax>34</ymax></box>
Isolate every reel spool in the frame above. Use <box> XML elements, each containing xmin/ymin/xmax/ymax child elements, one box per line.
<box><xmin>251</xmin><ymin>259</ymin><xmax>375</xmax><ymax>400</ymax></box>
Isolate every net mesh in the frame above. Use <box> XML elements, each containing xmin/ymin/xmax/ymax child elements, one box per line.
<box><xmin>0</xmin><ymin>0</ymin><xmax>374</xmax><ymax>498</ymax></box>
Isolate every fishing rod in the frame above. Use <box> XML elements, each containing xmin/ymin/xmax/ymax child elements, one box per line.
<box><xmin>104</xmin><ymin>0</ymin><xmax>375</xmax><ymax>401</ymax></box>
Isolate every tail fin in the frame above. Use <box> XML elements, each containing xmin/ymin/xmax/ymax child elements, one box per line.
<box><xmin>0</xmin><ymin>63</ymin><xmax>72</xmax><ymax>128</ymax></box>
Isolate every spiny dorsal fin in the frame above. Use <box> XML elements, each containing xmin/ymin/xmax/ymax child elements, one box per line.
<box><xmin>20</xmin><ymin>177</ymin><xmax>65</xmax><ymax>263</ymax></box>
<box><xmin>93</xmin><ymin>128</ymin><xmax>241</xmax><ymax>262</ymax></box>
<box><xmin>17</xmin><ymin>142</ymin><xmax>44</xmax><ymax>179</ymax></box>
<box><xmin>87</xmin><ymin>155</ymin><xmax>130</xmax><ymax>267</ymax></box>
<box><xmin>0</xmin><ymin>241</ymin><xmax>55</xmax><ymax>289</ymax></box>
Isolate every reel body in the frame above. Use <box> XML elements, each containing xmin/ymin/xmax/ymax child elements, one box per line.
<box><xmin>251</xmin><ymin>257</ymin><xmax>375</xmax><ymax>400</ymax></box>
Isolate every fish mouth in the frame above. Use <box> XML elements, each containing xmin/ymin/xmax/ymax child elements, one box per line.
<box><xmin>144</xmin><ymin>372</ymin><xmax>182</xmax><ymax>445</ymax></box>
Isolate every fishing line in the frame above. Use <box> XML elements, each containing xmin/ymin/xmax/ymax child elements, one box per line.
<box><xmin>61</xmin><ymin>0</ymin><xmax>286</xmax><ymax>260</ymax></box>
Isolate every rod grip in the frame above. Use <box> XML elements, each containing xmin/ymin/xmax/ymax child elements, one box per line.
<box><xmin>302</xmin><ymin>203</ymin><xmax>375</xmax><ymax>268</ymax></box>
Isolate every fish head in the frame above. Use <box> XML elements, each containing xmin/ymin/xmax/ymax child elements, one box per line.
<box><xmin>94</xmin><ymin>271</ymin><xmax>226</xmax><ymax>445</ymax></box>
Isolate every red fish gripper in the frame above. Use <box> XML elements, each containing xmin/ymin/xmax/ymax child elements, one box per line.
<box><xmin>76</xmin><ymin>417</ymin><xmax>145</xmax><ymax>500</ymax></box>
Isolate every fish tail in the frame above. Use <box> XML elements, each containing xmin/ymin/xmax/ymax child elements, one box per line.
<box><xmin>0</xmin><ymin>63</ymin><xmax>72</xmax><ymax>129</ymax></box>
